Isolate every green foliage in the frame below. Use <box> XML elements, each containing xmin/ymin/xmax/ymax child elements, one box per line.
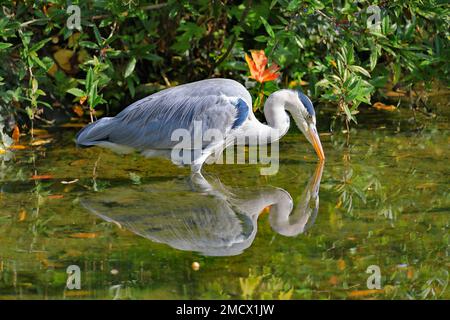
<box><xmin>68</xmin><ymin>65</ymin><xmax>106</xmax><ymax>121</ymax></box>
<box><xmin>239</xmin><ymin>267</ymin><xmax>294</xmax><ymax>300</ymax></box>
<box><xmin>252</xmin><ymin>0</ymin><xmax>449</xmax><ymax>126</ymax></box>
<box><xmin>0</xmin><ymin>0</ymin><xmax>448</xmax><ymax>137</ymax></box>
<box><xmin>316</xmin><ymin>44</ymin><xmax>374</xmax><ymax>126</ymax></box>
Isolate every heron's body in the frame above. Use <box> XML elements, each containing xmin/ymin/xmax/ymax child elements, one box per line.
<box><xmin>76</xmin><ymin>78</ymin><xmax>324</xmax><ymax>172</ymax></box>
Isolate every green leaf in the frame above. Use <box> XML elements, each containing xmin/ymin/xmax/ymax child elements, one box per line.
<box><xmin>0</xmin><ymin>42</ymin><xmax>12</xmax><ymax>50</ymax></box>
<box><xmin>260</xmin><ymin>17</ymin><xmax>275</xmax><ymax>38</ymax></box>
<box><xmin>343</xmin><ymin>104</ymin><xmax>357</xmax><ymax>123</ymax></box>
<box><xmin>29</xmin><ymin>38</ymin><xmax>51</xmax><ymax>53</ymax></box>
<box><xmin>67</xmin><ymin>88</ymin><xmax>85</xmax><ymax>97</ymax></box>
<box><xmin>349</xmin><ymin>65</ymin><xmax>371</xmax><ymax>78</ymax></box>
<box><xmin>30</xmin><ymin>54</ymin><xmax>48</xmax><ymax>70</ymax></box>
<box><xmin>254</xmin><ymin>35</ymin><xmax>268</xmax><ymax>42</ymax></box>
<box><xmin>392</xmin><ymin>62</ymin><xmax>401</xmax><ymax>84</ymax></box>
<box><xmin>315</xmin><ymin>78</ymin><xmax>330</xmax><ymax>88</ymax></box>
<box><xmin>85</xmin><ymin>67</ymin><xmax>94</xmax><ymax>92</ymax></box>
<box><xmin>79</xmin><ymin>41</ymin><xmax>99</xmax><ymax>49</ymax></box>
<box><xmin>88</xmin><ymin>80</ymin><xmax>98</xmax><ymax>109</ymax></box>
<box><xmin>270</xmin><ymin>0</ymin><xmax>278</xmax><ymax>9</ymax></box>
<box><xmin>93</xmin><ymin>24</ymin><xmax>103</xmax><ymax>45</ymax></box>
<box><xmin>31</xmin><ymin>78</ymin><xmax>38</xmax><ymax>93</ymax></box>
<box><xmin>369</xmin><ymin>47</ymin><xmax>378</xmax><ymax>71</ymax></box>
<box><xmin>124</xmin><ymin>57</ymin><xmax>136</xmax><ymax>78</ymax></box>
<box><xmin>127</xmin><ymin>77</ymin><xmax>135</xmax><ymax>98</ymax></box>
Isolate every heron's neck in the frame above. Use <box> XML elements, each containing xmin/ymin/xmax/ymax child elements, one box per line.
<box><xmin>263</xmin><ymin>90</ymin><xmax>291</xmax><ymax>139</ymax></box>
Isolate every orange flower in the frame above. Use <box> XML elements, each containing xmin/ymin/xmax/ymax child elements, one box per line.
<box><xmin>245</xmin><ymin>50</ymin><xmax>280</xmax><ymax>83</ymax></box>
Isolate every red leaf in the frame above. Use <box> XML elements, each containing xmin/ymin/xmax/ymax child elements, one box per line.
<box><xmin>245</xmin><ymin>50</ymin><xmax>280</xmax><ymax>83</ymax></box>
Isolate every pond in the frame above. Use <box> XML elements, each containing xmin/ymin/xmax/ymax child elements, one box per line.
<box><xmin>0</xmin><ymin>98</ymin><xmax>448</xmax><ymax>300</ymax></box>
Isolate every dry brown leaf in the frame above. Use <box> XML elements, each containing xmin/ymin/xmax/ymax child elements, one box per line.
<box><xmin>9</xmin><ymin>145</ymin><xmax>27</xmax><ymax>150</ymax></box>
<box><xmin>73</xmin><ymin>105</ymin><xmax>84</xmax><ymax>117</ymax></box>
<box><xmin>337</xmin><ymin>259</ymin><xmax>346</xmax><ymax>271</ymax></box>
<box><xmin>79</xmin><ymin>96</ymin><xmax>87</xmax><ymax>105</ymax></box>
<box><xmin>348</xmin><ymin>289</ymin><xmax>384</xmax><ymax>297</ymax></box>
<box><xmin>64</xmin><ymin>291</ymin><xmax>92</xmax><ymax>297</ymax></box>
<box><xmin>288</xmin><ymin>80</ymin><xmax>309</xmax><ymax>87</ymax></box>
<box><xmin>18</xmin><ymin>209</ymin><xmax>27</xmax><ymax>222</ymax></box>
<box><xmin>407</xmin><ymin>268</ymin><xmax>414</xmax><ymax>279</ymax></box>
<box><xmin>68</xmin><ymin>32</ymin><xmax>81</xmax><ymax>48</ymax></box>
<box><xmin>77</xmin><ymin>49</ymin><xmax>89</xmax><ymax>64</ymax></box>
<box><xmin>373</xmin><ymin>102</ymin><xmax>397</xmax><ymax>111</ymax></box>
<box><xmin>386</xmin><ymin>90</ymin><xmax>406</xmax><ymax>97</ymax></box>
<box><xmin>70</xmin><ymin>159</ymin><xmax>89</xmax><ymax>166</ymax></box>
<box><xmin>70</xmin><ymin>233</ymin><xmax>98</xmax><ymax>239</ymax></box>
<box><xmin>47</xmin><ymin>63</ymin><xmax>58</xmax><ymax>77</ymax></box>
<box><xmin>31</xmin><ymin>174</ymin><xmax>54</xmax><ymax>180</ymax></box>
<box><xmin>329</xmin><ymin>275</ymin><xmax>339</xmax><ymax>285</ymax></box>
<box><xmin>48</xmin><ymin>194</ymin><xmax>64</xmax><ymax>199</ymax></box>
<box><xmin>12</xmin><ymin>125</ymin><xmax>20</xmax><ymax>143</ymax></box>
<box><xmin>53</xmin><ymin>49</ymin><xmax>74</xmax><ymax>72</ymax></box>
<box><xmin>31</xmin><ymin>138</ymin><xmax>53</xmax><ymax>146</ymax></box>
<box><xmin>31</xmin><ymin>128</ymin><xmax>49</xmax><ymax>136</ymax></box>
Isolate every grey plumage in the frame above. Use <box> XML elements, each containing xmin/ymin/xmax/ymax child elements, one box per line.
<box><xmin>76</xmin><ymin>77</ymin><xmax>326</xmax><ymax>170</ymax></box>
<box><xmin>76</xmin><ymin>78</ymin><xmax>252</xmax><ymax>151</ymax></box>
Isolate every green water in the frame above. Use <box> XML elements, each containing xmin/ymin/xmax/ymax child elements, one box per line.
<box><xmin>0</xmin><ymin>101</ymin><xmax>448</xmax><ymax>300</ymax></box>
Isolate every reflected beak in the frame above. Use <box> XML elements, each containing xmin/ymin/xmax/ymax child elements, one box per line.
<box><xmin>307</xmin><ymin>124</ymin><xmax>325</xmax><ymax>161</ymax></box>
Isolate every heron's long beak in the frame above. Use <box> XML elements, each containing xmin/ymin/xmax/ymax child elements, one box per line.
<box><xmin>307</xmin><ymin>124</ymin><xmax>325</xmax><ymax>161</ymax></box>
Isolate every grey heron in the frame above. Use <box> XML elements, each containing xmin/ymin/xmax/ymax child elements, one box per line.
<box><xmin>76</xmin><ymin>78</ymin><xmax>325</xmax><ymax>172</ymax></box>
<box><xmin>81</xmin><ymin>162</ymin><xmax>324</xmax><ymax>256</ymax></box>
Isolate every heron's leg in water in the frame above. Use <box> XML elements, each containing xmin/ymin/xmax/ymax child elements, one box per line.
<box><xmin>189</xmin><ymin>171</ymin><xmax>229</xmax><ymax>202</ymax></box>
<box><xmin>190</xmin><ymin>141</ymin><xmax>225</xmax><ymax>173</ymax></box>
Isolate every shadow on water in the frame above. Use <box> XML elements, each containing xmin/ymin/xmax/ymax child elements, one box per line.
<box><xmin>80</xmin><ymin>162</ymin><xmax>324</xmax><ymax>256</ymax></box>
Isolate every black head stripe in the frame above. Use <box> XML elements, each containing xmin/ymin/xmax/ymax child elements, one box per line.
<box><xmin>298</xmin><ymin>92</ymin><xmax>315</xmax><ymax>117</ymax></box>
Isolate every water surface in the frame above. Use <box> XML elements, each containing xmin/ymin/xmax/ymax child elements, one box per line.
<box><xmin>0</xmin><ymin>101</ymin><xmax>448</xmax><ymax>299</ymax></box>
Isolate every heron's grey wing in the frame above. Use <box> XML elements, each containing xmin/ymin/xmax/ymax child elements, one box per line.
<box><xmin>109</xmin><ymin>95</ymin><xmax>237</xmax><ymax>149</ymax></box>
<box><xmin>141</xmin><ymin>78</ymin><xmax>252</xmax><ymax>107</ymax></box>
<box><xmin>76</xmin><ymin>78</ymin><xmax>252</xmax><ymax>150</ymax></box>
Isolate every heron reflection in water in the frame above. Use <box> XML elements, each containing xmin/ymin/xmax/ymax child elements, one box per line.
<box><xmin>81</xmin><ymin>162</ymin><xmax>324</xmax><ymax>256</ymax></box>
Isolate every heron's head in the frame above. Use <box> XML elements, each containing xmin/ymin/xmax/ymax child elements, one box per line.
<box><xmin>284</xmin><ymin>90</ymin><xmax>325</xmax><ymax>161</ymax></box>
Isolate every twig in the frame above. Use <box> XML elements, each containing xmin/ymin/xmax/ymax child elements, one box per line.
<box><xmin>20</xmin><ymin>18</ymin><xmax>49</xmax><ymax>28</ymax></box>
<box><xmin>34</xmin><ymin>114</ymin><xmax>55</xmax><ymax>125</ymax></box>
<box><xmin>315</xmin><ymin>9</ymin><xmax>335</xmax><ymax>23</ymax></box>
<box><xmin>161</xmin><ymin>71</ymin><xmax>171</xmax><ymax>87</ymax></box>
